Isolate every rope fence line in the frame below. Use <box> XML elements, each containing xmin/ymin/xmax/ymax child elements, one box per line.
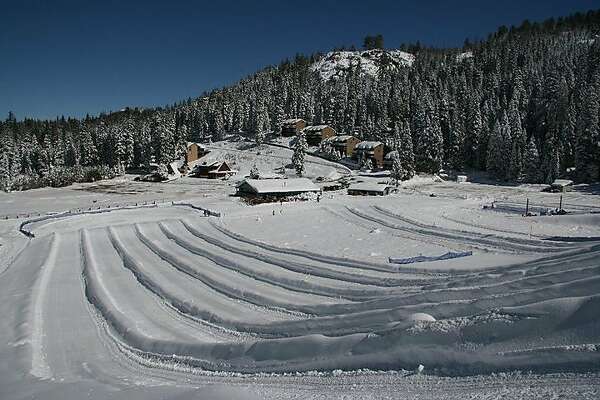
<box><xmin>2</xmin><ymin>198</ymin><xmax>173</xmax><ymax>221</ymax></box>
<box><xmin>171</xmin><ymin>202</ymin><xmax>222</xmax><ymax>217</ymax></box>
<box><xmin>18</xmin><ymin>203</ymin><xmax>160</xmax><ymax>238</ymax></box>
<box><xmin>13</xmin><ymin>198</ymin><xmax>223</xmax><ymax>238</ymax></box>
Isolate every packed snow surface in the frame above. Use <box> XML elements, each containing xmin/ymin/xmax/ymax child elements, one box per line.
<box><xmin>1</xmin><ymin>140</ymin><xmax>600</xmax><ymax>399</ymax></box>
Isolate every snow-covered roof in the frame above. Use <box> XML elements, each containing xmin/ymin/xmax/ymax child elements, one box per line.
<box><xmin>324</xmin><ymin>135</ymin><xmax>356</xmax><ymax>143</ymax></box>
<box><xmin>187</xmin><ymin>141</ymin><xmax>205</xmax><ymax>148</ymax></box>
<box><xmin>384</xmin><ymin>150</ymin><xmax>398</xmax><ymax>160</ymax></box>
<box><xmin>194</xmin><ymin>152</ymin><xmax>223</xmax><ymax>167</ymax></box>
<box><xmin>355</xmin><ymin>141</ymin><xmax>383</xmax><ymax>150</ymax></box>
<box><xmin>283</xmin><ymin>118</ymin><xmax>305</xmax><ymax>124</ymax></box>
<box><xmin>348</xmin><ymin>182</ymin><xmax>391</xmax><ymax>193</ymax></box>
<box><xmin>257</xmin><ymin>172</ymin><xmax>284</xmax><ymax>180</ymax></box>
<box><xmin>303</xmin><ymin>124</ymin><xmax>331</xmax><ymax>132</ymax></box>
<box><xmin>191</xmin><ymin>154</ymin><xmax>231</xmax><ymax>173</ymax></box>
<box><xmin>238</xmin><ymin>178</ymin><xmax>320</xmax><ymax>194</ymax></box>
<box><xmin>551</xmin><ymin>179</ymin><xmax>574</xmax><ymax>187</ymax></box>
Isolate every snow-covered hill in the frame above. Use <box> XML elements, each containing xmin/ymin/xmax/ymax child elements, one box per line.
<box><xmin>311</xmin><ymin>49</ymin><xmax>414</xmax><ymax>80</ymax></box>
<box><xmin>455</xmin><ymin>51</ymin><xmax>474</xmax><ymax>62</ymax></box>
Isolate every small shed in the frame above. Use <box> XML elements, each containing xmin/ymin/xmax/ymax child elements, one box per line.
<box><xmin>354</xmin><ymin>141</ymin><xmax>385</xmax><ymax>168</ymax></box>
<box><xmin>236</xmin><ymin>178</ymin><xmax>320</xmax><ymax>197</ymax></box>
<box><xmin>281</xmin><ymin>118</ymin><xmax>307</xmax><ymax>137</ymax></box>
<box><xmin>347</xmin><ymin>182</ymin><xmax>394</xmax><ymax>196</ymax></box>
<box><xmin>550</xmin><ymin>179</ymin><xmax>574</xmax><ymax>192</ymax></box>
<box><xmin>303</xmin><ymin>125</ymin><xmax>336</xmax><ymax>145</ymax></box>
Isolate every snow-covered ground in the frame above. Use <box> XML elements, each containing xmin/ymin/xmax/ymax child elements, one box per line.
<box><xmin>1</xmin><ymin>140</ymin><xmax>600</xmax><ymax>399</ymax></box>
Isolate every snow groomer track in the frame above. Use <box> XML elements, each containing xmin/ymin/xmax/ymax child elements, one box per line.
<box><xmin>3</xmin><ymin>202</ymin><xmax>600</xmax><ymax>397</ymax></box>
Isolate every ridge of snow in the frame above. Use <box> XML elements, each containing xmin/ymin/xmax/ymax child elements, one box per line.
<box><xmin>311</xmin><ymin>49</ymin><xmax>414</xmax><ymax>80</ymax></box>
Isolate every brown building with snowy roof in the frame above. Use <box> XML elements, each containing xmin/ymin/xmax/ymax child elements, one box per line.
<box><xmin>303</xmin><ymin>125</ymin><xmax>336</xmax><ymax>145</ymax></box>
<box><xmin>324</xmin><ymin>135</ymin><xmax>360</xmax><ymax>157</ymax></box>
<box><xmin>192</xmin><ymin>159</ymin><xmax>235</xmax><ymax>179</ymax></box>
<box><xmin>281</xmin><ymin>118</ymin><xmax>307</xmax><ymax>136</ymax></box>
<box><xmin>353</xmin><ymin>141</ymin><xmax>385</xmax><ymax>168</ymax></box>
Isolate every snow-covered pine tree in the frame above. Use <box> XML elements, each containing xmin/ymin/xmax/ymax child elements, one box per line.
<box><xmin>397</xmin><ymin>121</ymin><xmax>415</xmax><ymax>180</ymax></box>
<box><xmin>272</xmin><ymin>102</ymin><xmax>285</xmax><ymax>135</ymax></box>
<box><xmin>292</xmin><ymin>132</ymin><xmax>307</xmax><ymax>176</ymax></box>
<box><xmin>508</xmin><ymin>97</ymin><xmax>526</xmax><ymax>180</ymax></box>
<box><xmin>212</xmin><ymin>108</ymin><xmax>225</xmax><ymax>142</ymax></box>
<box><xmin>79</xmin><ymin>124</ymin><xmax>99</xmax><ymax>167</ymax></box>
<box><xmin>523</xmin><ymin>138</ymin><xmax>541</xmax><ymax>183</ymax></box>
<box><xmin>486</xmin><ymin>112</ymin><xmax>512</xmax><ymax>180</ymax></box>
<box><xmin>175</xmin><ymin>117</ymin><xmax>189</xmax><ymax>161</ymax></box>
<box><xmin>116</xmin><ymin>117</ymin><xmax>135</xmax><ymax>172</ymax></box>
<box><xmin>464</xmin><ymin>91</ymin><xmax>482</xmax><ymax>169</ymax></box>
<box><xmin>575</xmin><ymin>70</ymin><xmax>600</xmax><ymax>182</ymax></box>
<box><xmin>390</xmin><ymin>154</ymin><xmax>404</xmax><ymax>187</ymax></box>
<box><xmin>413</xmin><ymin>92</ymin><xmax>443</xmax><ymax>174</ymax></box>
<box><xmin>153</xmin><ymin>113</ymin><xmax>176</xmax><ymax>165</ymax></box>
<box><xmin>249</xmin><ymin>163</ymin><xmax>259</xmax><ymax>179</ymax></box>
<box><xmin>0</xmin><ymin>133</ymin><xmax>17</xmax><ymax>191</ymax></box>
<box><xmin>254</xmin><ymin>101</ymin><xmax>270</xmax><ymax>145</ymax></box>
<box><xmin>448</xmin><ymin>96</ymin><xmax>466</xmax><ymax>170</ymax></box>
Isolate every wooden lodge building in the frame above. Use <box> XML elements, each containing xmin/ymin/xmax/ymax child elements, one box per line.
<box><xmin>281</xmin><ymin>118</ymin><xmax>306</xmax><ymax>136</ymax></box>
<box><xmin>192</xmin><ymin>159</ymin><xmax>235</xmax><ymax>179</ymax></box>
<box><xmin>324</xmin><ymin>135</ymin><xmax>360</xmax><ymax>157</ymax></box>
<box><xmin>353</xmin><ymin>141</ymin><xmax>385</xmax><ymax>168</ymax></box>
<box><xmin>236</xmin><ymin>178</ymin><xmax>320</xmax><ymax>199</ymax></box>
<box><xmin>303</xmin><ymin>125</ymin><xmax>336</xmax><ymax>145</ymax></box>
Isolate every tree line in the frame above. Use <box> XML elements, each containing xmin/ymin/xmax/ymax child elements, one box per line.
<box><xmin>1</xmin><ymin>9</ymin><xmax>599</xmax><ymax>191</ymax></box>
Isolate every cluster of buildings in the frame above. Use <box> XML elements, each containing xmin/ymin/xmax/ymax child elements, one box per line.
<box><xmin>281</xmin><ymin>118</ymin><xmax>390</xmax><ymax>169</ymax></box>
<box><xmin>179</xmin><ymin>127</ymin><xmax>396</xmax><ymax>201</ymax></box>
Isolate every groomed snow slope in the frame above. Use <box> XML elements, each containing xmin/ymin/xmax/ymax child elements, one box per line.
<box><xmin>1</xmin><ymin>177</ymin><xmax>600</xmax><ymax>398</ymax></box>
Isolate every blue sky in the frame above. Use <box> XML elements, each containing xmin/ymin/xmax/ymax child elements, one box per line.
<box><xmin>1</xmin><ymin>0</ymin><xmax>597</xmax><ymax>120</ymax></box>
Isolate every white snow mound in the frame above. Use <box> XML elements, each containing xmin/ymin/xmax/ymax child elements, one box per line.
<box><xmin>311</xmin><ymin>49</ymin><xmax>414</xmax><ymax>80</ymax></box>
<box><xmin>407</xmin><ymin>313</ymin><xmax>437</xmax><ymax>322</ymax></box>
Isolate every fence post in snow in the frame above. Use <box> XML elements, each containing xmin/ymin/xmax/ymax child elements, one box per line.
<box><xmin>559</xmin><ymin>195</ymin><xmax>563</xmax><ymax>211</ymax></box>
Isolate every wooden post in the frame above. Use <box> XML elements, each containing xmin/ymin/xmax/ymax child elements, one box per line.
<box><xmin>559</xmin><ymin>195</ymin><xmax>563</xmax><ymax>211</ymax></box>
<box><xmin>525</xmin><ymin>198</ymin><xmax>529</xmax><ymax>216</ymax></box>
